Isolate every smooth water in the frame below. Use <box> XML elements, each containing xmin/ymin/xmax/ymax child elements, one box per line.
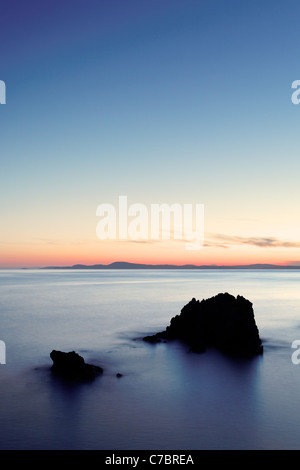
<box><xmin>0</xmin><ymin>268</ymin><xmax>300</xmax><ymax>450</ymax></box>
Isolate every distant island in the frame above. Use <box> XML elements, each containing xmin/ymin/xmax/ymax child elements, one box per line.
<box><xmin>41</xmin><ymin>262</ymin><xmax>300</xmax><ymax>270</ymax></box>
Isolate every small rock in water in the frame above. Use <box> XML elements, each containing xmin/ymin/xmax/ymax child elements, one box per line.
<box><xmin>50</xmin><ymin>350</ymin><xmax>103</xmax><ymax>381</ymax></box>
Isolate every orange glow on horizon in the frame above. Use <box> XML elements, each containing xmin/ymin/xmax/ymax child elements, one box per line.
<box><xmin>0</xmin><ymin>238</ymin><xmax>293</xmax><ymax>268</ymax></box>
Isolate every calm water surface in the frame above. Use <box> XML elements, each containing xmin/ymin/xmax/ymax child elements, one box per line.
<box><xmin>0</xmin><ymin>268</ymin><xmax>300</xmax><ymax>449</ymax></box>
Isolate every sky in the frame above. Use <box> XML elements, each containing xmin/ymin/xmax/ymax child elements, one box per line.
<box><xmin>1</xmin><ymin>0</ymin><xmax>300</xmax><ymax>267</ymax></box>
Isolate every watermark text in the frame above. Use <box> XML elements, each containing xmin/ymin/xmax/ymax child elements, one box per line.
<box><xmin>291</xmin><ymin>340</ymin><xmax>300</xmax><ymax>364</ymax></box>
<box><xmin>0</xmin><ymin>80</ymin><xmax>6</xmax><ymax>104</ymax></box>
<box><xmin>291</xmin><ymin>80</ymin><xmax>300</xmax><ymax>104</ymax></box>
<box><xmin>96</xmin><ymin>196</ymin><xmax>204</xmax><ymax>250</ymax></box>
<box><xmin>0</xmin><ymin>341</ymin><xmax>6</xmax><ymax>364</ymax></box>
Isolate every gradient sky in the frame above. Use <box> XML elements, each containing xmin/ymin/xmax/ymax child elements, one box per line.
<box><xmin>1</xmin><ymin>0</ymin><xmax>300</xmax><ymax>267</ymax></box>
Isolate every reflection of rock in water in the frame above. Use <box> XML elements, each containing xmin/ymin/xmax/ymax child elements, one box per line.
<box><xmin>50</xmin><ymin>350</ymin><xmax>103</xmax><ymax>381</ymax></box>
<box><xmin>144</xmin><ymin>292</ymin><xmax>263</xmax><ymax>356</ymax></box>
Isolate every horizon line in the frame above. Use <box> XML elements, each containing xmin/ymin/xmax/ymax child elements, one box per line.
<box><xmin>4</xmin><ymin>261</ymin><xmax>300</xmax><ymax>270</ymax></box>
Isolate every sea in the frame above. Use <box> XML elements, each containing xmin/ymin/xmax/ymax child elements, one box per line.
<box><xmin>0</xmin><ymin>268</ymin><xmax>300</xmax><ymax>450</ymax></box>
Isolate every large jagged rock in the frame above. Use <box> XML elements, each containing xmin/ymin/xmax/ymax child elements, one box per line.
<box><xmin>50</xmin><ymin>350</ymin><xmax>103</xmax><ymax>381</ymax></box>
<box><xmin>144</xmin><ymin>293</ymin><xmax>263</xmax><ymax>356</ymax></box>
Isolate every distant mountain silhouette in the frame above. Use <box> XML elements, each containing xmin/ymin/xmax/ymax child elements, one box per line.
<box><xmin>41</xmin><ymin>262</ymin><xmax>300</xmax><ymax>270</ymax></box>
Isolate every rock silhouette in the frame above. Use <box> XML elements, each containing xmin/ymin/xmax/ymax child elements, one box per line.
<box><xmin>50</xmin><ymin>350</ymin><xmax>103</xmax><ymax>381</ymax></box>
<box><xmin>144</xmin><ymin>293</ymin><xmax>263</xmax><ymax>356</ymax></box>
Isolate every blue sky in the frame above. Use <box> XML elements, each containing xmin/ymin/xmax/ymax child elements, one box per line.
<box><xmin>1</xmin><ymin>0</ymin><xmax>300</xmax><ymax>266</ymax></box>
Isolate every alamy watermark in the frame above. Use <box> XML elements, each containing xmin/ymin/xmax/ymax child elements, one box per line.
<box><xmin>0</xmin><ymin>80</ymin><xmax>6</xmax><ymax>104</ymax></box>
<box><xmin>291</xmin><ymin>340</ymin><xmax>300</xmax><ymax>364</ymax></box>
<box><xmin>96</xmin><ymin>196</ymin><xmax>204</xmax><ymax>250</ymax></box>
<box><xmin>0</xmin><ymin>341</ymin><xmax>6</xmax><ymax>364</ymax></box>
<box><xmin>291</xmin><ymin>80</ymin><xmax>300</xmax><ymax>104</ymax></box>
